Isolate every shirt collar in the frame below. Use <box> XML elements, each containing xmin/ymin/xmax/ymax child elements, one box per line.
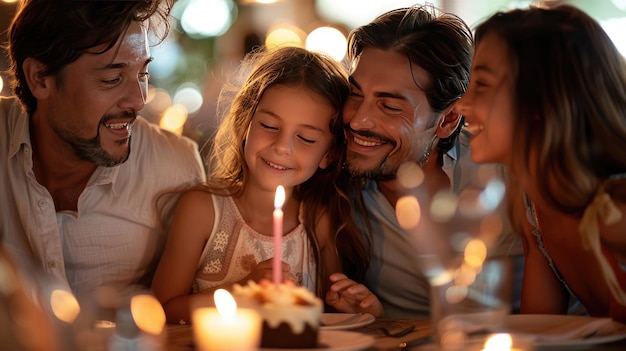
<box><xmin>90</xmin><ymin>165</ymin><xmax>120</xmax><ymax>196</ymax></box>
<box><xmin>8</xmin><ymin>101</ymin><xmax>31</xmax><ymax>159</ymax></box>
<box><xmin>442</xmin><ymin>130</ymin><xmax>468</xmax><ymax>182</ymax></box>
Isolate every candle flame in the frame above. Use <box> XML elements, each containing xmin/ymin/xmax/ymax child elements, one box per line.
<box><xmin>483</xmin><ymin>333</ymin><xmax>513</xmax><ymax>350</ymax></box>
<box><xmin>214</xmin><ymin>289</ymin><xmax>237</xmax><ymax>317</ymax></box>
<box><xmin>274</xmin><ymin>185</ymin><xmax>285</xmax><ymax>209</ymax></box>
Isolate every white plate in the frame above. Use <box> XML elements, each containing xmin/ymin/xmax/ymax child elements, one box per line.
<box><xmin>499</xmin><ymin>314</ymin><xmax>626</xmax><ymax>347</ymax></box>
<box><xmin>320</xmin><ymin>313</ymin><xmax>376</xmax><ymax>330</ymax></box>
<box><xmin>261</xmin><ymin>330</ymin><xmax>375</xmax><ymax>351</ymax></box>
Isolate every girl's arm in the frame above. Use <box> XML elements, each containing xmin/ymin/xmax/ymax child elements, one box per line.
<box><xmin>519</xmin><ymin>212</ymin><xmax>569</xmax><ymax>315</ymax></box>
<box><xmin>152</xmin><ymin>190</ymin><xmax>215</xmax><ymax>324</ymax></box>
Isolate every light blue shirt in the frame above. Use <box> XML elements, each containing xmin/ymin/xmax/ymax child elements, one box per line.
<box><xmin>353</xmin><ymin>131</ymin><xmax>524</xmax><ymax>318</ymax></box>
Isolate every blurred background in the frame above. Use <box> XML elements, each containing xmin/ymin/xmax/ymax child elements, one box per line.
<box><xmin>1</xmin><ymin>0</ymin><xmax>625</xmax><ymax>159</ymax></box>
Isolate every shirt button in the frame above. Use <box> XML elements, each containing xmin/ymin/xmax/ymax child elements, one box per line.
<box><xmin>38</xmin><ymin>199</ymin><xmax>47</xmax><ymax>207</ymax></box>
<box><xmin>47</xmin><ymin>261</ymin><xmax>57</xmax><ymax>268</ymax></box>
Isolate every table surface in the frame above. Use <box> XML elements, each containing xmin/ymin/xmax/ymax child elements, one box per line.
<box><xmin>166</xmin><ymin>318</ymin><xmax>432</xmax><ymax>351</ymax></box>
<box><xmin>166</xmin><ymin>317</ymin><xmax>626</xmax><ymax>351</ymax></box>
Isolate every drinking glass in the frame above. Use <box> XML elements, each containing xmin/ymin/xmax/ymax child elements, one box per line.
<box><xmin>395</xmin><ymin>162</ymin><xmax>512</xmax><ymax>350</ymax></box>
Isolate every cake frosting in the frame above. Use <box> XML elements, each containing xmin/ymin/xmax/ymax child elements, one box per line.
<box><xmin>232</xmin><ymin>280</ymin><xmax>322</xmax><ymax>348</ymax></box>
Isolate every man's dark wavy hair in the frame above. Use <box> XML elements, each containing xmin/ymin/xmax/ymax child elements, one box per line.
<box><xmin>347</xmin><ymin>4</ymin><xmax>473</xmax><ymax>154</ymax></box>
<box><xmin>7</xmin><ymin>0</ymin><xmax>174</xmax><ymax>114</ymax></box>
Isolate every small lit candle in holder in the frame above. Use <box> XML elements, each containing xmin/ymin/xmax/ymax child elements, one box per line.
<box><xmin>273</xmin><ymin>185</ymin><xmax>285</xmax><ymax>285</ymax></box>
<box><xmin>480</xmin><ymin>333</ymin><xmax>534</xmax><ymax>351</ymax></box>
<box><xmin>192</xmin><ymin>289</ymin><xmax>261</xmax><ymax>351</ymax></box>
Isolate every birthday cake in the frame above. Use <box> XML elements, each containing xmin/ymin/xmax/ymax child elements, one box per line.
<box><xmin>232</xmin><ymin>280</ymin><xmax>322</xmax><ymax>348</ymax></box>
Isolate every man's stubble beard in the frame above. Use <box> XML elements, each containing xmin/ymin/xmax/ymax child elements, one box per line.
<box><xmin>346</xmin><ymin>131</ymin><xmax>437</xmax><ymax>181</ymax></box>
<box><xmin>67</xmin><ymin>133</ymin><xmax>131</xmax><ymax>167</ymax></box>
<box><xmin>345</xmin><ymin>150</ymin><xmax>398</xmax><ymax>181</ymax></box>
<box><xmin>56</xmin><ymin>114</ymin><xmax>135</xmax><ymax>168</ymax></box>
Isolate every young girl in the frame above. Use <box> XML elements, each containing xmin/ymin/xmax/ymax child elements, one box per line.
<box><xmin>151</xmin><ymin>46</ymin><xmax>361</xmax><ymax>324</ymax></box>
<box><xmin>457</xmin><ymin>5</ymin><xmax>626</xmax><ymax>321</ymax></box>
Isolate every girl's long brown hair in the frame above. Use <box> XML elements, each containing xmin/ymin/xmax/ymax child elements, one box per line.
<box><xmin>196</xmin><ymin>46</ymin><xmax>366</xmax><ymax>299</ymax></box>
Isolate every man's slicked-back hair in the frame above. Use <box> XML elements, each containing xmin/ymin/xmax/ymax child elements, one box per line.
<box><xmin>347</xmin><ymin>4</ymin><xmax>473</xmax><ymax>153</ymax></box>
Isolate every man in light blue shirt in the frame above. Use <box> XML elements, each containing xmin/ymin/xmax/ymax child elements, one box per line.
<box><xmin>326</xmin><ymin>4</ymin><xmax>523</xmax><ymax>318</ymax></box>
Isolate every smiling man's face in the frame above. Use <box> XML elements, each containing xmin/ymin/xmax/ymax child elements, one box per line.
<box><xmin>39</xmin><ymin>21</ymin><xmax>151</xmax><ymax>167</ymax></box>
<box><xmin>342</xmin><ymin>48</ymin><xmax>438</xmax><ymax>179</ymax></box>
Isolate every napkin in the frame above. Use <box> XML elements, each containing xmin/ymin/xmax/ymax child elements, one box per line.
<box><xmin>439</xmin><ymin>313</ymin><xmax>625</xmax><ymax>342</ymax></box>
<box><xmin>508</xmin><ymin>316</ymin><xmax>618</xmax><ymax>342</ymax></box>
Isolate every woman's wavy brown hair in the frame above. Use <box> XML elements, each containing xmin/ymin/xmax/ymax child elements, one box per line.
<box><xmin>475</xmin><ymin>5</ymin><xmax>626</xmax><ymax>227</ymax></box>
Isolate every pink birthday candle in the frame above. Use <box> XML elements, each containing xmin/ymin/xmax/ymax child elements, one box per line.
<box><xmin>273</xmin><ymin>185</ymin><xmax>285</xmax><ymax>285</ymax></box>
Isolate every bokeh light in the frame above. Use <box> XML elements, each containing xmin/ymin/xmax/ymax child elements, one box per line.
<box><xmin>149</xmin><ymin>36</ymin><xmax>184</xmax><ymax>79</ymax></box>
<box><xmin>396</xmin><ymin>195</ymin><xmax>421</xmax><ymax>230</ymax></box>
<box><xmin>160</xmin><ymin>104</ymin><xmax>189</xmax><ymax>135</ymax></box>
<box><xmin>50</xmin><ymin>289</ymin><xmax>80</xmax><ymax>323</ymax></box>
<box><xmin>430</xmin><ymin>269</ymin><xmax>454</xmax><ymax>287</ymax></box>
<box><xmin>146</xmin><ymin>87</ymin><xmax>173</xmax><ymax>116</ymax></box>
<box><xmin>265</xmin><ymin>25</ymin><xmax>305</xmax><ymax>48</ymax></box>
<box><xmin>316</xmin><ymin>0</ymin><xmax>434</xmax><ymax>29</ymax></box>
<box><xmin>397</xmin><ymin>161</ymin><xmax>425</xmax><ymax>189</ymax></box>
<box><xmin>463</xmin><ymin>239</ymin><xmax>487</xmax><ymax>268</ymax></box>
<box><xmin>454</xmin><ymin>263</ymin><xmax>477</xmax><ymax>286</ymax></box>
<box><xmin>305</xmin><ymin>26</ymin><xmax>347</xmax><ymax>61</ymax></box>
<box><xmin>178</xmin><ymin>0</ymin><xmax>236</xmax><ymax>38</ymax></box>
<box><xmin>430</xmin><ymin>191</ymin><xmax>458</xmax><ymax>223</ymax></box>
<box><xmin>173</xmin><ymin>83</ymin><xmax>204</xmax><ymax>115</ymax></box>
<box><xmin>444</xmin><ymin>285</ymin><xmax>468</xmax><ymax>304</ymax></box>
<box><xmin>130</xmin><ymin>294</ymin><xmax>166</xmax><ymax>335</ymax></box>
<box><xmin>479</xmin><ymin>179</ymin><xmax>506</xmax><ymax>211</ymax></box>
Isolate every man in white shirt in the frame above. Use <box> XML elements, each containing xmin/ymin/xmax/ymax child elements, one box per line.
<box><xmin>0</xmin><ymin>0</ymin><xmax>205</xmax><ymax>298</ymax></box>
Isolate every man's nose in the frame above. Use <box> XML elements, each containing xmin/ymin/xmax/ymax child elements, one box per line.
<box><xmin>345</xmin><ymin>100</ymin><xmax>376</xmax><ymax>130</ymax></box>
<box><xmin>119</xmin><ymin>78</ymin><xmax>147</xmax><ymax>112</ymax></box>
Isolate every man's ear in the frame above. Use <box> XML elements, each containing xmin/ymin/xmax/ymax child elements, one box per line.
<box><xmin>435</xmin><ymin>103</ymin><xmax>463</xmax><ymax>139</ymax></box>
<box><xmin>22</xmin><ymin>58</ymin><xmax>52</xmax><ymax>99</ymax></box>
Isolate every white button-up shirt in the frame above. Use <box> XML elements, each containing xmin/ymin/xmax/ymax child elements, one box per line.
<box><xmin>0</xmin><ymin>97</ymin><xmax>206</xmax><ymax>297</ymax></box>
